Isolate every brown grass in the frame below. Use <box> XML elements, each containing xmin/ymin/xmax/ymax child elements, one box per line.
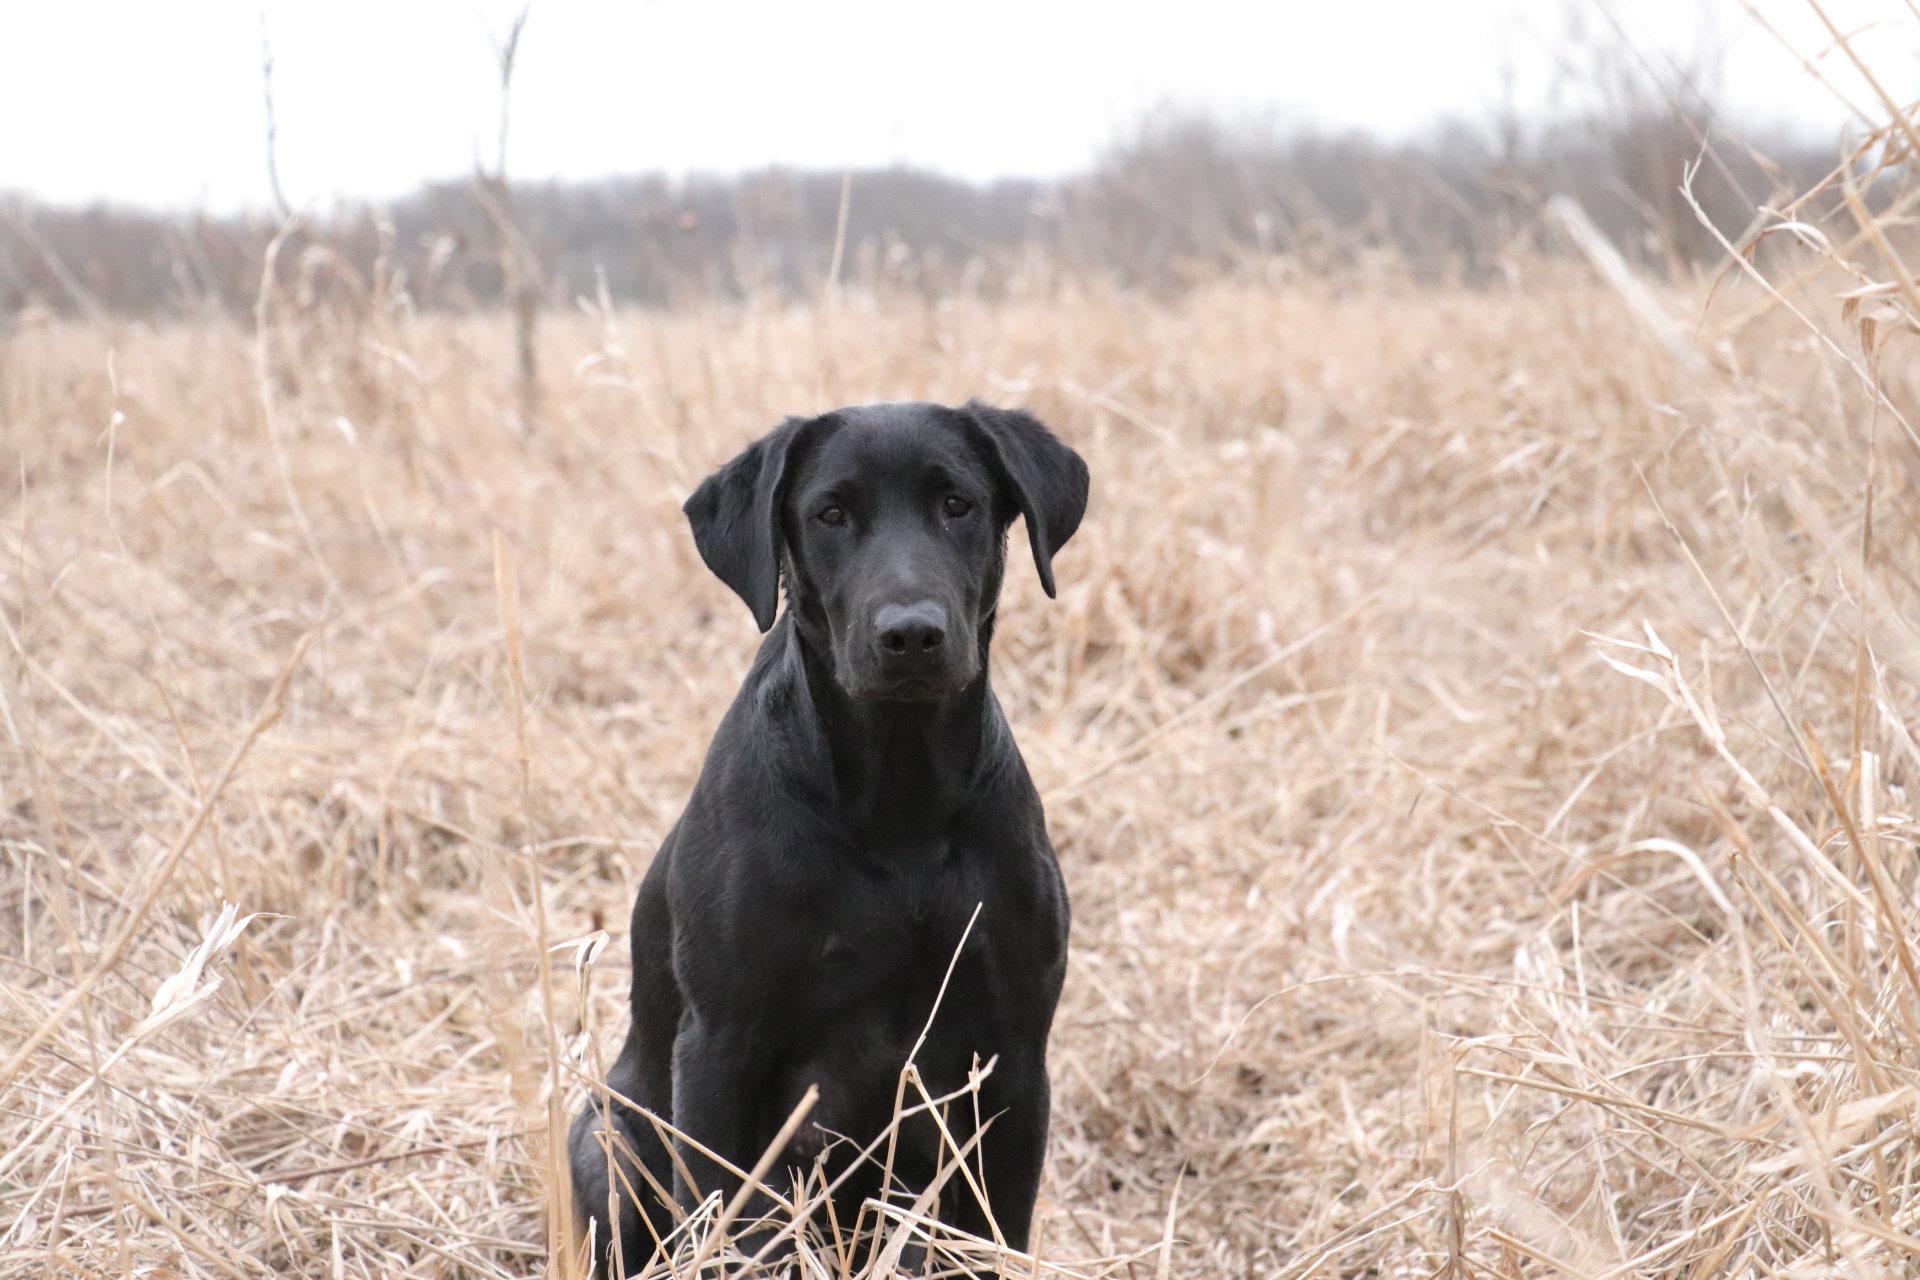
<box><xmin>4</xmin><ymin>234</ymin><xmax>1920</xmax><ymax>1279</ymax></box>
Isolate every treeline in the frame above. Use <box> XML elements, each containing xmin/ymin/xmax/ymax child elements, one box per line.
<box><xmin>0</xmin><ymin>106</ymin><xmax>1834</xmax><ymax>319</ymax></box>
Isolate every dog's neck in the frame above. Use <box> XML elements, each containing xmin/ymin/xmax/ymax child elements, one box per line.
<box><xmin>784</xmin><ymin>615</ymin><xmax>994</xmax><ymax>851</ymax></box>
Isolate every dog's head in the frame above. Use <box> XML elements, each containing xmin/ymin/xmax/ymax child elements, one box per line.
<box><xmin>684</xmin><ymin>401</ymin><xmax>1088</xmax><ymax>702</ymax></box>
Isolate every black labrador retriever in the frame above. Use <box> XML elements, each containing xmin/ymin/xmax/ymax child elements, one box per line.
<box><xmin>570</xmin><ymin>400</ymin><xmax>1088</xmax><ymax>1275</ymax></box>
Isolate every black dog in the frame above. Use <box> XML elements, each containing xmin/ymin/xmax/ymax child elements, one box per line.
<box><xmin>570</xmin><ymin>400</ymin><xmax>1087</xmax><ymax>1275</ymax></box>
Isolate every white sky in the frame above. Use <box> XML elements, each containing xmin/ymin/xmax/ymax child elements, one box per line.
<box><xmin>0</xmin><ymin>1</ymin><xmax>1911</xmax><ymax>212</ymax></box>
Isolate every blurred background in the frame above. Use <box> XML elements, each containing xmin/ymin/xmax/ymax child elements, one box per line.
<box><xmin>0</xmin><ymin>0</ymin><xmax>1902</xmax><ymax>316</ymax></box>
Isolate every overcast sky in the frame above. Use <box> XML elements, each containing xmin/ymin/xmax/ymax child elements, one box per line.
<box><xmin>0</xmin><ymin>1</ymin><xmax>1907</xmax><ymax>213</ymax></box>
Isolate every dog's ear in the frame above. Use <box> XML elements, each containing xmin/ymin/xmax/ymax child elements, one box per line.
<box><xmin>962</xmin><ymin>401</ymin><xmax>1090</xmax><ymax>598</ymax></box>
<box><xmin>683</xmin><ymin>417</ymin><xmax>813</xmax><ymax>632</ymax></box>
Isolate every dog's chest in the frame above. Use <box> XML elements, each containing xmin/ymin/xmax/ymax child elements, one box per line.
<box><xmin>808</xmin><ymin>844</ymin><xmax>991</xmax><ymax>989</ymax></box>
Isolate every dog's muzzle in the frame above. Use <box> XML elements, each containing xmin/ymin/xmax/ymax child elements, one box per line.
<box><xmin>845</xmin><ymin>599</ymin><xmax>971</xmax><ymax>699</ymax></box>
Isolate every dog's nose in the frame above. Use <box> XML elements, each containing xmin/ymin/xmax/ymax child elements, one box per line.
<box><xmin>875</xmin><ymin>602</ymin><xmax>947</xmax><ymax>656</ymax></box>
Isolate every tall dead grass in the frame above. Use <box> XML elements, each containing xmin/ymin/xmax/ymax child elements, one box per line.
<box><xmin>4</xmin><ymin>199</ymin><xmax>1920</xmax><ymax>1279</ymax></box>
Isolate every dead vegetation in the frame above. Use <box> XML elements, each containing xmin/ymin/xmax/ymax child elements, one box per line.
<box><xmin>7</xmin><ymin>68</ymin><xmax>1920</xmax><ymax>1280</ymax></box>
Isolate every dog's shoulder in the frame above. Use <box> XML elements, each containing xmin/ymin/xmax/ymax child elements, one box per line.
<box><xmin>697</xmin><ymin>618</ymin><xmax>824</xmax><ymax>782</ymax></box>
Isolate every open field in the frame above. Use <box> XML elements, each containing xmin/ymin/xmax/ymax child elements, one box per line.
<box><xmin>4</xmin><ymin>257</ymin><xmax>1920</xmax><ymax>1279</ymax></box>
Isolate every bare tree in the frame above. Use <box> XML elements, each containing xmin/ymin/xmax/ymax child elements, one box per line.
<box><xmin>259</xmin><ymin>9</ymin><xmax>293</xmax><ymax>222</ymax></box>
<box><xmin>477</xmin><ymin>5</ymin><xmax>541</xmax><ymax>430</ymax></box>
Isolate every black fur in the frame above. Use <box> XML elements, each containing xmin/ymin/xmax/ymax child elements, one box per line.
<box><xmin>570</xmin><ymin>401</ymin><xmax>1088</xmax><ymax>1276</ymax></box>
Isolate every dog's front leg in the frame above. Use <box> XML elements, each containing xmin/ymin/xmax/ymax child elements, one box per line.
<box><xmin>962</xmin><ymin>1066</ymin><xmax>1051</xmax><ymax>1251</ymax></box>
<box><xmin>669</xmin><ymin>1014</ymin><xmax>788</xmax><ymax>1240</ymax></box>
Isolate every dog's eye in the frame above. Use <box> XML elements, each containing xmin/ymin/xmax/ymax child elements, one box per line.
<box><xmin>817</xmin><ymin>506</ymin><xmax>847</xmax><ymax>526</ymax></box>
<box><xmin>943</xmin><ymin>496</ymin><xmax>972</xmax><ymax>518</ymax></box>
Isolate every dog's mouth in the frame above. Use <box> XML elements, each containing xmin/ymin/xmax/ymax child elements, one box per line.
<box><xmin>836</xmin><ymin>648</ymin><xmax>979</xmax><ymax>703</ymax></box>
<box><xmin>839</xmin><ymin>666</ymin><xmax>973</xmax><ymax>703</ymax></box>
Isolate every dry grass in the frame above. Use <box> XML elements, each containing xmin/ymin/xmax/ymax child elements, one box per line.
<box><xmin>4</xmin><ymin>223</ymin><xmax>1920</xmax><ymax>1280</ymax></box>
